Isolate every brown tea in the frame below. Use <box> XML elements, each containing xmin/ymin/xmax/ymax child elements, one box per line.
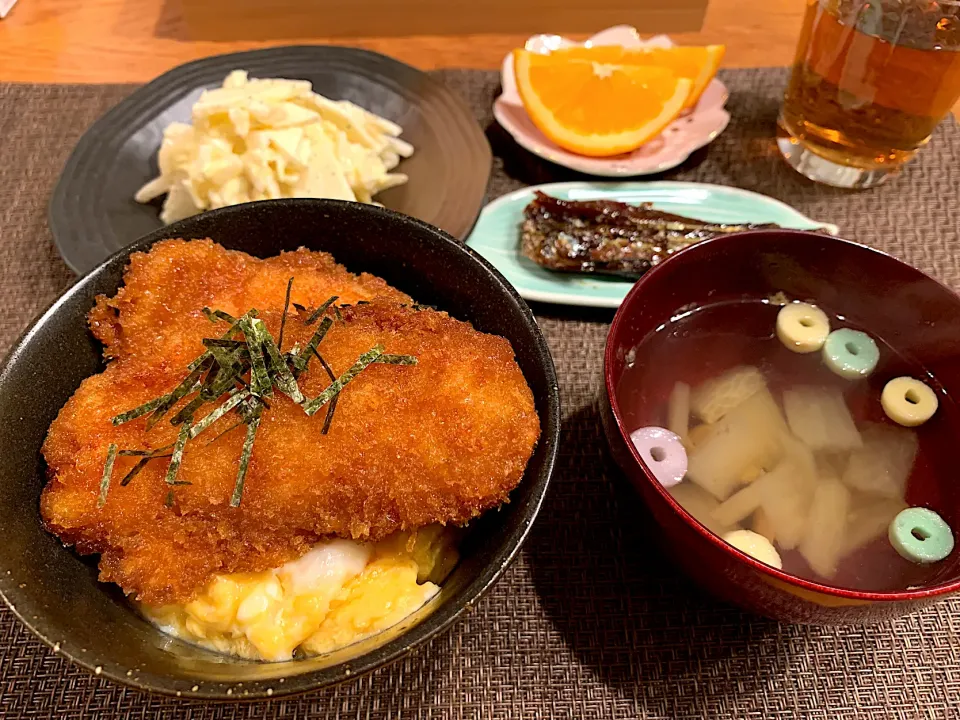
<box><xmin>780</xmin><ymin>0</ymin><xmax>960</xmax><ymax>171</ymax></box>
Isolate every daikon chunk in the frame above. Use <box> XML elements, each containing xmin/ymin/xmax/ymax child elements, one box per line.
<box><xmin>669</xmin><ymin>482</ymin><xmax>739</xmax><ymax>537</ymax></box>
<box><xmin>841</xmin><ymin>495</ymin><xmax>909</xmax><ymax>556</ymax></box>
<box><xmin>841</xmin><ymin>424</ymin><xmax>918</xmax><ymax>499</ymax></box>
<box><xmin>751</xmin><ymin>507</ymin><xmax>776</xmax><ymax>543</ymax></box>
<box><xmin>684</xmin><ymin>423</ymin><xmax>712</xmax><ymax>453</ymax></box>
<box><xmin>782</xmin><ymin>386</ymin><xmax>862</xmax><ymax>452</ymax></box>
<box><xmin>781</xmin><ymin>433</ymin><xmax>818</xmax><ymax>492</ymax></box>
<box><xmin>687</xmin><ymin>387</ymin><xmax>788</xmax><ymax>500</ymax></box>
<box><xmin>690</xmin><ymin>366</ymin><xmax>766</xmax><ymax>424</ymax></box>
<box><xmin>757</xmin><ymin>459</ymin><xmax>815</xmax><ymax>550</ymax></box>
<box><xmin>712</xmin><ymin>471</ymin><xmax>773</xmax><ymax>527</ymax></box>
<box><xmin>798</xmin><ymin>477</ymin><xmax>851</xmax><ymax>578</ymax></box>
<box><xmin>816</xmin><ymin>451</ymin><xmax>849</xmax><ymax>480</ymax></box>
<box><xmin>667</xmin><ymin>382</ymin><xmax>691</xmax><ymax>441</ymax></box>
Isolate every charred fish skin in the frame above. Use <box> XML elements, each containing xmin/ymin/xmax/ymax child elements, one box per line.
<box><xmin>520</xmin><ymin>191</ymin><xmax>779</xmax><ymax>279</ymax></box>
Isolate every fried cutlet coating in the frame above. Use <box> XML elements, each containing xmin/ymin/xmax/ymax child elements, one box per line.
<box><xmin>89</xmin><ymin>239</ymin><xmax>411</xmax><ymax>365</ymax></box>
<box><xmin>41</xmin><ymin>303</ymin><xmax>540</xmax><ymax>605</ymax></box>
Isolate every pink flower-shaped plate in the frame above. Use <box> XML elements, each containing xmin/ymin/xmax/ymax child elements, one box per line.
<box><xmin>494</xmin><ymin>26</ymin><xmax>730</xmax><ymax>177</ymax></box>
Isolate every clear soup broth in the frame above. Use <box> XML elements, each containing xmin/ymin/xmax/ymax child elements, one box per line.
<box><xmin>618</xmin><ymin>298</ymin><xmax>960</xmax><ymax>592</ymax></box>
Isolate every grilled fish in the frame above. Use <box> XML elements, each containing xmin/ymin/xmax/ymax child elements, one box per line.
<box><xmin>520</xmin><ymin>191</ymin><xmax>780</xmax><ymax>279</ymax></box>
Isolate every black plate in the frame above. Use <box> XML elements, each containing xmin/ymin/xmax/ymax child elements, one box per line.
<box><xmin>0</xmin><ymin>199</ymin><xmax>559</xmax><ymax>699</ymax></box>
<box><xmin>49</xmin><ymin>46</ymin><xmax>492</xmax><ymax>275</ymax></box>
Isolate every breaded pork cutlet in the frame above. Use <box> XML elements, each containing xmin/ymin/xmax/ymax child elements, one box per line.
<box><xmin>41</xmin><ymin>301</ymin><xmax>540</xmax><ymax>605</ymax></box>
<box><xmin>89</xmin><ymin>239</ymin><xmax>411</xmax><ymax>365</ymax></box>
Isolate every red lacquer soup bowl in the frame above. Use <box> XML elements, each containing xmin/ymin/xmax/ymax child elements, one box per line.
<box><xmin>601</xmin><ymin>229</ymin><xmax>960</xmax><ymax>624</ymax></box>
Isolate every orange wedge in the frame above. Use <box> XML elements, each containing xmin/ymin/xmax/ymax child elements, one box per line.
<box><xmin>513</xmin><ymin>49</ymin><xmax>692</xmax><ymax>157</ymax></box>
<box><xmin>548</xmin><ymin>45</ymin><xmax>725</xmax><ymax>110</ymax></box>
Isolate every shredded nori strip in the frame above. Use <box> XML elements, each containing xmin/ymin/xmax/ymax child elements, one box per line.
<box><xmin>237</xmin><ymin>396</ymin><xmax>260</xmax><ymax>423</ymax></box>
<box><xmin>186</xmin><ymin>352</ymin><xmax>214</xmax><ymax>371</ymax></box>
<box><xmin>202</xmin><ymin>338</ymin><xmax>247</xmax><ymax>350</ymax></box>
<box><xmin>277</xmin><ymin>277</ymin><xmax>294</xmax><ymax>351</ymax></box>
<box><xmin>202</xmin><ymin>308</ymin><xmax>238</xmax><ymax>324</ymax></box>
<box><xmin>98</xmin><ymin>443</ymin><xmax>119</xmax><ymax>508</ymax></box>
<box><xmin>261</xmin><ymin>330</ymin><xmax>305</xmax><ymax>404</ymax></box>
<box><xmin>164</xmin><ymin>490</ymin><xmax>174</xmax><ymax>508</ymax></box>
<box><xmin>204</xmin><ymin>420</ymin><xmax>245</xmax><ymax>447</ymax></box>
<box><xmin>115</xmin><ymin>353</ymin><xmax>213</xmax><ymax>425</ymax></box>
<box><xmin>377</xmin><ymin>354</ymin><xmax>418</xmax><ymax>365</ymax></box>
<box><xmin>294</xmin><ymin>317</ymin><xmax>333</xmax><ymax>374</ymax></box>
<box><xmin>170</xmin><ymin>393</ymin><xmax>208</xmax><ymax>427</ymax></box>
<box><xmin>305</xmin><ymin>296</ymin><xmax>339</xmax><ymax>326</ymax></box>
<box><xmin>311</xmin><ymin>349</ymin><xmax>339</xmax><ymax>435</ymax></box>
<box><xmin>230</xmin><ymin>409</ymin><xmax>262</xmax><ymax>507</ymax></box>
<box><xmin>195</xmin><ymin>350</ymin><xmax>250</xmax><ymax>405</ymax></box>
<box><xmin>135</xmin><ymin>356</ymin><xmax>211</xmax><ymax>428</ymax></box>
<box><xmin>188</xmin><ymin>390</ymin><xmax>251</xmax><ymax>439</ymax></box>
<box><xmin>200</xmin><ymin>347</ymin><xmax>249</xmax><ymax>394</ymax></box>
<box><xmin>241</xmin><ymin>317</ymin><xmax>273</xmax><ymax>397</ymax></box>
<box><xmin>285</xmin><ymin>343</ymin><xmax>302</xmax><ymax>375</ymax></box>
<box><xmin>118</xmin><ymin>443</ymin><xmax>174</xmax><ymax>457</ymax></box>
<box><xmin>110</xmin><ymin>395</ymin><xmax>167</xmax><ymax>426</ymax></box>
<box><xmin>107</xmin><ymin>301</ymin><xmax>416</xmax><ymax>507</ymax></box>
<box><xmin>119</xmin><ymin>453</ymin><xmax>173</xmax><ymax>487</ymax></box>
<box><xmin>164</xmin><ymin>421</ymin><xmax>192</xmax><ymax>486</ymax></box>
<box><xmin>303</xmin><ymin>344</ymin><xmax>384</xmax><ymax>416</ymax></box>
<box><xmin>145</xmin><ymin>380</ymin><xmax>203</xmax><ymax>431</ymax></box>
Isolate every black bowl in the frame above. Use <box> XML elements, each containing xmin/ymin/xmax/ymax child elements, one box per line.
<box><xmin>0</xmin><ymin>199</ymin><xmax>560</xmax><ymax>699</ymax></box>
<box><xmin>49</xmin><ymin>46</ymin><xmax>492</xmax><ymax>275</ymax></box>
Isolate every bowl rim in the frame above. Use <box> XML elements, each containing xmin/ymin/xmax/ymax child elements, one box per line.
<box><xmin>0</xmin><ymin>198</ymin><xmax>561</xmax><ymax>699</ymax></box>
<box><xmin>603</xmin><ymin>228</ymin><xmax>960</xmax><ymax>603</ymax></box>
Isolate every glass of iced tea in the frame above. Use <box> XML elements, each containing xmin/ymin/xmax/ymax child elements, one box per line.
<box><xmin>779</xmin><ymin>0</ymin><xmax>960</xmax><ymax>188</ymax></box>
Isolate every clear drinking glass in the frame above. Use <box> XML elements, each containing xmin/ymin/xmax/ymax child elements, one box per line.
<box><xmin>778</xmin><ymin>0</ymin><xmax>960</xmax><ymax>188</ymax></box>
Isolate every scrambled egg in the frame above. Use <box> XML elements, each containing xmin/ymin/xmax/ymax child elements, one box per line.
<box><xmin>143</xmin><ymin>525</ymin><xmax>458</xmax><ymax>661</ymax></box>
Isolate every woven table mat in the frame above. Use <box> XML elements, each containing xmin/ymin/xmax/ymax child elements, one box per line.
<box><xmin>2</xmin><ymin>68</ymin><xmax>960</xmax><ymax>719</ymax></box>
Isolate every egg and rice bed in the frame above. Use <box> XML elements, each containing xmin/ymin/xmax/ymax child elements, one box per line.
<box><xmin>145</xmin><ymin>527</ymin><xmax>459</xmax><ymax>661</ymax></box>
<box><xmin>40</xmin><ymin>240</ymin><xmax>540</xmax><ymax>661</ymax></box>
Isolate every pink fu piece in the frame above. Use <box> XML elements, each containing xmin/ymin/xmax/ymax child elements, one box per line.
<box><xmin>628</xmin><ymin>426</ymin><xmax>687</xmax><ymax>488</ymax></box>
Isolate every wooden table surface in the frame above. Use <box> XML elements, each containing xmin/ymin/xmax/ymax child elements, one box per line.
<box><xmin>0</xmin><ymin>0</ymin><xmax>803</xmax><ymax>82</ymax></box>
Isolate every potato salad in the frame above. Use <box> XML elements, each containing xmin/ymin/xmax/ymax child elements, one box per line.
<box><xmin>135</xmin><ymin>70</ymin><xmax>413</xmax><ymax>224</ymax></box>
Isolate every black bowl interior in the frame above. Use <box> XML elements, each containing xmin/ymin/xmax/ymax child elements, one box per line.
<box><xmin>0</xmin><ymin>199</ymin><xmax>559</xmax><ymax>699</ymax></box>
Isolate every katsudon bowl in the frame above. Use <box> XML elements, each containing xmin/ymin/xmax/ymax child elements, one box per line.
<box><xmin>0</xmin><ymin>199</ymin><xmax>560</xmax><ymax>699</ymax></box>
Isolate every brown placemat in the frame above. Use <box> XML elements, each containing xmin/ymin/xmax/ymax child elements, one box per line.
<box><xmin>2</xmin><ymin>68</ymin><xmax>960</xmax><ymax>719</ymax></box>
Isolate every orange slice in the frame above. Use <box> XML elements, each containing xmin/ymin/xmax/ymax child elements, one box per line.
<box><xmin>548</xmin><ymin>45</ymin><xmax>725</xmax><ymax>109</ymax></box>
<box><xmin>513</xmin><ymin>49</ymin><xmax>692</xmax><ymax>157</ymax></box>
